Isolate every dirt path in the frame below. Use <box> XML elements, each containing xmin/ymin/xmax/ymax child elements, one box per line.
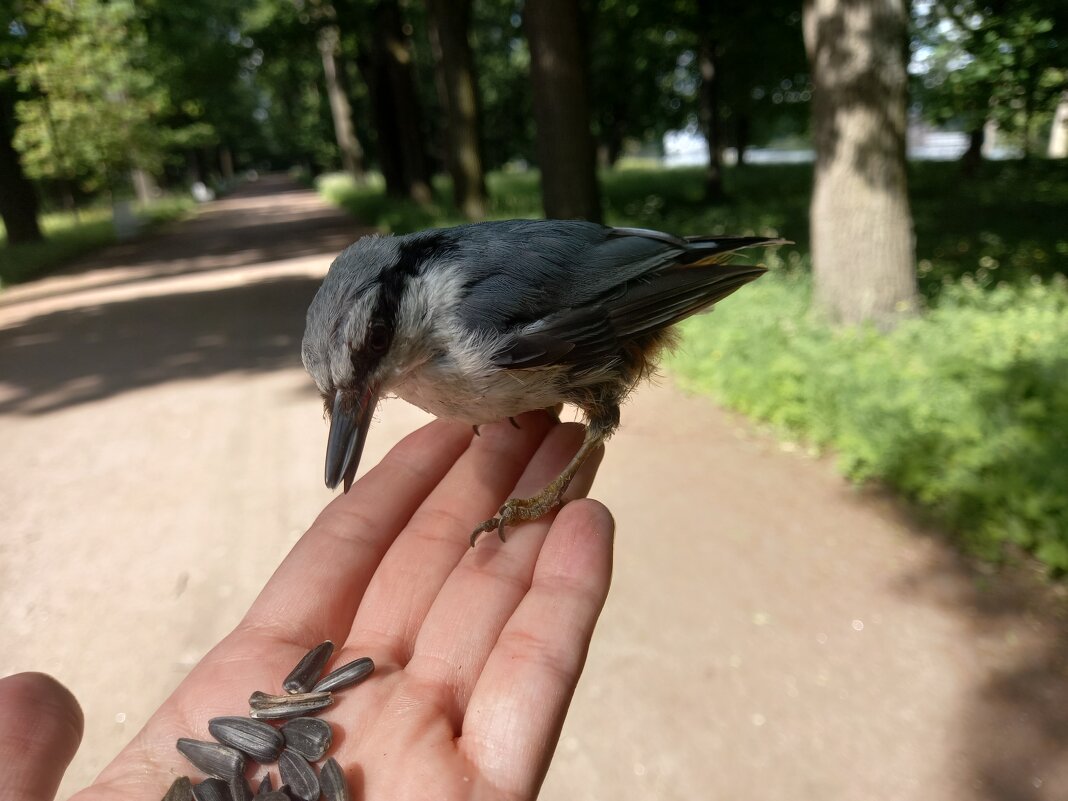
<box><xmin>2</xmin><ymin>177</ymin><xmax>1065</xmax><ymax>800</ymax></box>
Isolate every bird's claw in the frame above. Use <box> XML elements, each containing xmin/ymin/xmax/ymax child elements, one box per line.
<box><xmin>469</xmin><ymin>494</ymin><xmax>564</xmax><ymax>547</ymax></box>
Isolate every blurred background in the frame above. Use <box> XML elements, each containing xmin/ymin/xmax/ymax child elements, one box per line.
<box><xmin>1</xmin><ymin>0</ymin><xmax>1067</xmax><ymax>799</ymax></box>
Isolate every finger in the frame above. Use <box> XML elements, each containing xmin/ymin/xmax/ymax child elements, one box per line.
<box><xmin>0</xmin><ymin>673</ymin><xmax>84</xmax><ymax>801</ymax></box>
<box><xmin>407</xmin><ymin>425</ymin><xmax>604</xmax><ymax>720</ymax></box>
<box><xmin>237</xmin><ymin>418</ymin><xmax>472</xmax><ymax>645</ymax></box>
<box><xmin>460</xmin><ymin>500</ymin><xmax>614</xmax><ymax>796</ymax></box>
<box><xmin>344</xmin><ymin>411</ymin><xmax>557</xmax><ymax>664</ymax></box>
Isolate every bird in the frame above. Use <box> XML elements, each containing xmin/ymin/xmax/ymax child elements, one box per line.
<box><xmin>301</xmin><ymin>219</ymin><xmax>782</xmax><ymax>546</ymax></box>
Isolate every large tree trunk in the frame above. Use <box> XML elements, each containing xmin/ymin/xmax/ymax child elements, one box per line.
<box><xmin>426</xmin><ymin>0</ymin><xmax>487</xmax><ymax>219</ymax></box>
<box><xmin>960</xmin><ymin>126</ymin><xmax>984</xmax><ymax>177</ymax></box>
<box><xmin>696</xmin><ymin>0</ymin><xmax>725</xmax><ymax>200</ymax></box>
<box><xmin>803</xmin><ymin>0</ymin><xmax>917</xmax><ymax>326</ymax></box>
<box><xmin>363</xmin><ymin>0</ymin><xmax>432</xmax><ymax>203</ymax></box>
<box><xmin>524</xmin><ymin>0</ymin><xmax>602</xmax><ymax>222</ymax></box>
<box><xmin>0</xmin><ymin>85</ymin><xmax>43</xmax><ymax>246</ymax></box>
<box><xmin>318</xmin><ymin>24</ymin><xmax>367</xmax><ymax>183</ymax></box>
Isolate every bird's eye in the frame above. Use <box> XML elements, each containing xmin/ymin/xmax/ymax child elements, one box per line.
<box><xmin>366</xmin><ymin>322</ymin><xmax>390</xmax><ymax>355</ymax></box>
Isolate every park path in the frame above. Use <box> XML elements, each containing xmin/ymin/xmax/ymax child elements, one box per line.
<box><xmin>2</xmin><ymin>176</ymin><xmax>1065</xmax><ymax>801</ymax></box>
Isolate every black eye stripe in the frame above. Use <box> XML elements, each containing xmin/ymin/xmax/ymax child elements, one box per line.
<box><xmin>348</xmin><ymin>232</ymin><xmax>457</xmax><ymax>379</ymax></box>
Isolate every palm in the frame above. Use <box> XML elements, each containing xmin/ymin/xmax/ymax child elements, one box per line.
<box><xmin>71</xmin><ymin>413</ymin><xmax>613</xmax><ymax>800</ymax></box>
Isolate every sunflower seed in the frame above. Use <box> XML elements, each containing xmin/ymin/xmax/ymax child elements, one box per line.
<box><xmin>280</xmin><ymin>717</ymin><xmax>333</xmax><ymax>761</ymax></box>
<box><xmin>176</xmin><ymin>738</ymin><xmax>245</xmax><ymax>780</ymax></box>
<box><xmin>256</xmin><ymin>792</ymin><xmax>291</xmax><ymax>801</ymax></box>
<box><xmin>191</xmin><ymin>778</ymin><xmax>230</xmax><ymax>801</ymax></box>
<box><xmin>162</xmin><ymin>776</ymin><xmax>194</xmax><ymax>801</ymax></box>
<box><xmin>279</xmin><ymin>748</ymin><xmax>320</xmax><ymax>801</ymax></box>
<box><xmin>283</xmin><ymin>640</ymin><xmax>335</xmax><ymax>694</ymax></box>
<box><xmin>312</xmin><ymin>657</ymin><xmax>375</xmax><ymax>693</ymax></box>
<box><xmin>320</xmin><ymin>757</ymin><xmax>352</xmax><ymax>801</ymax></box>
<box><xmin>256</xmin><ymin>774</ymin><xmax>273</xmax><ymax>795</ymax></box>
<box><xmin>248</xmin><ymin>690</ymin><xmax>333</xmax><ymax>720</ymax></box>
<box><xmin>230</xmin><ymin>775</ymin><xmax>254</xmax><ymax>801</ymax></box>
<box><xmin>208</xmin><ymin>716</ymin><xmax>285</xmax><ymax>763</ymax></box>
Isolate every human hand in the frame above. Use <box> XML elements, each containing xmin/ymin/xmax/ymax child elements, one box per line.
<box><xmin>2</xmin><ymin>412</ymin><xmax>614</xmax><ymax>800</ymax></box>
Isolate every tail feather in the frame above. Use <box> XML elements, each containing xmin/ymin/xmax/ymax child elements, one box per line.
<box><xmin>680</xmin><ymin>235</ymin><xmax>790</xmax><ymax>266</ymax></box>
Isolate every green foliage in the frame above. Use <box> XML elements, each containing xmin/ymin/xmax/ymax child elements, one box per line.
<box><xmin>912</xmin><ymin>0</ymin><xmax>1068</xmax><ymax>149</ymax></box>
<box><xmin>0</xmin><ymin>197</ymin><xmax>193</xmax><ymax>287</ymax></box>
<box><xmin>669</xmin><ymin>272</ymin><xmax>1068</xmax><ymax>572</ymax></box>
<box><xmin>319</xmin><ymin>161</ymin><xmax>1068</xmax><ymax>571</ymax></box>
<box><xmin>12</xmin><ymin>0</ymin><xmax>169</xmax><ymax>190</ymax></box>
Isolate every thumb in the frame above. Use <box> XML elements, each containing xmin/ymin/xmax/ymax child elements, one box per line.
<box><xmin>0</xmin><ymin>672</ymin><xmax>84</xmax><ymax>801</ymax></box>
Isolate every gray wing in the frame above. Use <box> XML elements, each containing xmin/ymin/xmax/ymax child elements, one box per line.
<box><xmin>441</xmin><ymin>220</ymin><xmax>775</xmax><ymax>370</ymax></box>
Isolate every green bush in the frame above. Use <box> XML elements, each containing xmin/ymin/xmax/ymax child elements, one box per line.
<box><xmin>669</xmin><ymin>272</ymin><xmax>1068</xmax><ymax>571</ymax></box>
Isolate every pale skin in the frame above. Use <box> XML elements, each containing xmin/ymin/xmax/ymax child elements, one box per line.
<box><xmin>1</xmin><ymin>412</ymin><xmax>613</xmax><ymax>801</ymax></box>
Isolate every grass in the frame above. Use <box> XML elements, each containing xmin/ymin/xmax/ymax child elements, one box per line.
<box><xmin>0</xmin><ymin>196</ymin><xmax>194</xmax><ymax>289</ymax></box>
<box><xmin>318</xmin><ymin>160</ymin><xmax>1068</xmax><ymax>572</ymax></box>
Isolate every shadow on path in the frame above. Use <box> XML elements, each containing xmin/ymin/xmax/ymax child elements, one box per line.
<box><xmin>0</xmin><ymin>175</ymin><xmax>363</xmax><ymax>311</ymax></box>
<box><xmin>0</xmin><ymin>275</ymin><xmax>323</xmax><ymax>416</ymax></box>
<box><xmin>884</xmin><ymin>497</ymin><xmax>1068</xmax><ymax>801</ymax></box>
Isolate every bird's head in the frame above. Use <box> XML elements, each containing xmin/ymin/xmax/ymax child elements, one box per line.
<box><xmin>302</xmin><ymin>233</ymin><xmax>450</xmax><ymax>492</ymax></box>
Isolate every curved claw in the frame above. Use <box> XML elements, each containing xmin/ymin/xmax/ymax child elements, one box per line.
<box><xmin>470</xmin><ymin>517</ymin><xmax>500</xmax><ymax>548</ymax></box>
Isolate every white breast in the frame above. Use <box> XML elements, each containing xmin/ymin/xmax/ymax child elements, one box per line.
<box><xmin>391</xmin><ymin>360</ymin><xmax>573</xmax><ymax>425</ymax></box>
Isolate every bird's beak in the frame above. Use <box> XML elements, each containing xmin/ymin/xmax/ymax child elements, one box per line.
<box><xmin>324</xmin><ymin>382</ymin><xmax>380</xmax><ymax>493</ymax></box>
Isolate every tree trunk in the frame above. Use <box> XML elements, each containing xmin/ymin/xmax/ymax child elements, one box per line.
<box><xmin>130</xmin><ymin>168</ymin><xmax>158</xmax><ymax>204</ymax></box>
<box><xmin>735</xmin><ymin>114</ymin><xmax>750</xmax><ymax>166</ymax></box>
<box><xmin>1049</xmin><ymin>91</ymin><xmax>1068</xmax><ymax>159</ymax></box>
<box><xmin>318</xmin><ymin>24</ymin><xmax>367</xmax><ymax>183</ymax></box>
<box><xmin>803</xmin><ymin>0</ymin><xmax>917</xmax><ymax>327</ymax></box>
<box><xmin>524</xmin><ymin>0</ymin><xmax>602</xmax><ymax>222</ymax></box>
<box><xmin>0</xmin><ymin>85</ymin><xmax>43</xmax><ymax>245</ymax></box>
<box><xmin>696</xmin><ymin>0</ymin><xmax>725</xmax><ymax>201</ymax></box>
<box><xmin>426</xmin><ymin>0</ymin><xmax>487</xmax><ymax>219</ymax></box>
<box><xmin>960</xmin><ymin>126</ymin><xmax>984</xmax><ymax>177</ymax></box>
<box><xmin>366</xmin><ymin>0</ymin><xmax>432</xmax><ymax>203</ymax></box>
<box><xmin>219</xmin><ymin>146</ymin><xmax>235</xmax><ymax>182</ymax></box>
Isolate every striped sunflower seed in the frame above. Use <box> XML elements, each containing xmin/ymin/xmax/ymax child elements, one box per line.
<box><xmin>320</xmin><ymin>757</ymin><xmax>352</xmax><ymax>801</ymax></box>
<box><xmin>256</xmin><ymin>774</ymin><xmax>273</xmax><ymax>795</ymax></box>
<box><xmin>191</xmin><ymin>778</ymin><xmax>230</xmax><ymax>801</ymax></box>
<box><xmin>279</xmin><ymin>749</ymin><xmax>321</xmax><ymax>801</ymax></box>
<box><xmin>248</xmin><ymin>690</ymin><xmax>333</xmax><ymax>720</ymax></box>
<box><xmin>208</xmin><ymin>716</ymin><xmax>284</xmax><ymax>763</ymax></box>
<box><xmin>176</xmin><ymin>738</ymin><xmax>245</xmax><ymax>780</ymax></box>
<box><xmin>229</xmin><ymin>775</ymin><xmax>254</xmax><ymax>801</ymax></box>
<box><xmin>283</xmin><ymin>640</ymin><xmax>335</xmax><ymax>694</ymax></box>
<box><xmin>280</xmin><ymin>717</ymin><xmax>333</xmax><ymax>761</ymax></box>
<box><xmin>312</xmin><ymin>657</ymin><xmax>375</xmax><ymax>693</ymax></box>
<box><xmin>161</xmin><ymin>776</ymin><xmax>193</xmax><ymax>801</ymax></box>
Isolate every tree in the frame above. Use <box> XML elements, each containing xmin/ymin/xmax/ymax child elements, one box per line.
<box><xmin>803</xmin><ymin>0</ymin><xmax>918</xmax><ymax>326</ymax></box>
<box><xmin>243</xmin><ymin>0</ymin><xmax>344</xmax><ymax>174</ymax></box>
<box><xmin>426</xmin><ymin>0</ymin><xmax>487</xmax><ymax>219</ymax></box>
<box><xmin>0</xmin><ymin>13</ymin><xmax>42</xmax><ymax>245</ymax></box>
<box><xmin>349</xmin><ymin>0</ymin><xmax>432</xmax><ymax>202</ymax></box>
<box><xmin>694</xmin><ymin>0</ymin><xmax>725</xmax><ymax>199</ymax></box>
<box><xmin>524</xmin><ymin>0</ymin><xmax>602</xmax><ymax>222</ymax></box>
<box><xmin>469</xmin><ymin>0</ymin><xmax>535</xmax><ymax>170</ymax></box>
<box><xmin>585</xmin><ymin>0</ymin><xmax>706</xmax><ymax>166</ymax></box>
<box><xmin>13</xmin><ymin>0</ymin><xmax>167</xmax><ymax>195</ymax></box>
<box><xmin>318</xmin><ymin>22</ymin><xmax>367</xmax><ymax>181</ymax></box>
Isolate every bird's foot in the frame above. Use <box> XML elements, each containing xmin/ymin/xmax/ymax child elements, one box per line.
<box><xmin>470</xmin><ymin>488</ymin><xmax>566</xmax><ymax>547</ymax></box>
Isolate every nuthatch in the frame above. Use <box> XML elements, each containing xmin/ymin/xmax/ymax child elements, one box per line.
<box><xmin>302</xmin><ymin>220</ymin><xmax>780</xmax><ymax>545</ymax></box>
